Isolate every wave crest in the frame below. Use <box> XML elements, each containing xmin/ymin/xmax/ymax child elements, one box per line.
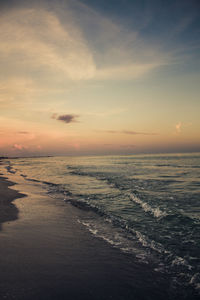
<box><xmin>129</xmin><ymin>193</ymin><xmax>167</xmax><ymax>218</ymax></box>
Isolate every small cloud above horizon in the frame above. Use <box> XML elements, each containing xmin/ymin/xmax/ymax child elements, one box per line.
<box><xmin>175</xmin><ymin>122</ymin><xmax>182</xmax><ymax>134</ymax></box>
<box><xmin>174</xmin><ymin>122</ymin><xmax>192</xmax><ymax>135</ymax></box>
<box><xmin>51</xmin><ymin>113</ymin><xmax>79</xmax><ymax>124</ymax></box>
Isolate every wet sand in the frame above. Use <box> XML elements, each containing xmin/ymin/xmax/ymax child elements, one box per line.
<box><xmin>0</xmin><ymin>173</ymin><xmax>196</xmax><ymax>300</ymax></box>
<box><xmin>0</xmin><ymin>176</ymin><xmax>24</xmax><ymax>230</ymax></box>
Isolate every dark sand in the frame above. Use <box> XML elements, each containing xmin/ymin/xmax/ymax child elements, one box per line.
<box><xmin>0</xmin><ymin>176</ymin><xmax>24</xmax><ymax>230</ymax></box>
<box><xmin>0</xmin><ymin>172</ymin><xmax>197</xmax><ymax>300</ymax></box>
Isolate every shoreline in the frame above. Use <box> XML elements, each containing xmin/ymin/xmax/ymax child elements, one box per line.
<box><xmin>0</xmin><ymin>168</ymin><xmax>198</xmax><ymax>299</ymax></box>
<box><xmin>0</xmin><ymin>175</ymin><xmax>25</xmax><ymax>230</ymax></box>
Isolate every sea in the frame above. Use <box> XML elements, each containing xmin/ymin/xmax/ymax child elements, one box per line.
<box><xmin>2</xmin><ymin>153</ymin><xmax>200</xmax><ymax>298</ymax></box>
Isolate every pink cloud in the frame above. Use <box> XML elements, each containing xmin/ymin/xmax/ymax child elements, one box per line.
<box><xmin>13</xmin><ymin>144</ymin><xmax>28</xmax><ymax>150</ymax></box>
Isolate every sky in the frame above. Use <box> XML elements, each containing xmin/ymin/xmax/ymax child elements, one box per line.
<box><xmin>0</xmin><ymin>0</ymin><xmax>200</xmax><ymax>156</ymax></box>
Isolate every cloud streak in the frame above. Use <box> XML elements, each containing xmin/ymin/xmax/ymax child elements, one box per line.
<box><xmin>102</xmin><ymin>130</ymin><xmax>157</xmax><ymax>135</ymax></box>
<box><xmin>17</xmin><ymin>131</ymin><xmax>30</xmax><ymax>135</ymax></box>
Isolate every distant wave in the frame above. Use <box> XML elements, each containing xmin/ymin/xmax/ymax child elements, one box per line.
<box><xmin>5</xmin><ymin>165</ymin><xmax>16</xmax><ymax>174</ymax></box>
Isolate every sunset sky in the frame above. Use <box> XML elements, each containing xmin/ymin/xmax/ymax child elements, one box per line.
<box><xmin>0</xmin><ymin>0</ymin><xmax>200</xmax><ymax>156</ymax></box>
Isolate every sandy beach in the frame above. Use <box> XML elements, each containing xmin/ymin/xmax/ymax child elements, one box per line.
<box><xmin>0</xmin><ymin>172</ymin><xmax>174</xmax><ymax>300</ymax></box>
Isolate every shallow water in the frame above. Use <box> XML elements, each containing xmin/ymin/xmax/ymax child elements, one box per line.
<box><xmin>2</xmin><ymin>153</ymin><xmax>200</xmax><ymax>297</ymax></box>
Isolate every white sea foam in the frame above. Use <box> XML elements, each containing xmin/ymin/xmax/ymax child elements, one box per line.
<box><xmin>135</xmin><ymin>230</ymin><xmax>148</xmax><ymax>247</ymax></box>
<box><xmin>190</xmin><ymin>273</ymin><xmax>200</xmax><ymax>290</ymax></box>
<box><xmin>78</xmin><ymin>218</ymin><xmax>151</xmax><ymax>262</ymax></box>
<box><xmin>129</xmin><ymin>193</ymin><xmax>167</xmax><ymax>218</ymax></box>
<box><xmin>171</xmin><ymin>256</ymin><xmax>192</xmax><ymax>270</ymax></box>
<box><xmin>98</xmin><ymin>235</ymin><xmax>121</xmax><ymax>246</ymax></box>
<box><xmin>78</xmin><ymin>219</ymin><xmax>122</xmax><ymax>246</ymax></box>
<box><xmin>134</xmin><ymin>230</ymin><xmax>164</xmax><ymax>253</ymax></box>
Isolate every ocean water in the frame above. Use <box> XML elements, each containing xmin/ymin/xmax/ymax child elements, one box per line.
<box><xmin>2</xmin><ymin>153</ymin><xmax>200</xmax><ymax>296</ymax></box>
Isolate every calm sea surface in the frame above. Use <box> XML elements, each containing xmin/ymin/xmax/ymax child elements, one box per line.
<box><xmin>3</xmin><ymin>153</ymin><xmax>200</xmax><ymax>296</ymax></box>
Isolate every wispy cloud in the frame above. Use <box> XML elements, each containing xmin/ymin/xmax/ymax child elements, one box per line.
<box><xmin>94</xmin><ymin>62</ymin><xmax>165</xmax><ymax>80</ymax></box>
<box><xmin>175</xmin><ymin>121</ymin><xmax>193</xmax><ymax>134</ymax></box>
<box><xmin>74</xmin><ymin>0</ymin><xmax>171</xmax><ymax>80</ymax></box>
<box><xmin>0</xmin><ymin>2</ymin><xmax>171</xmax><ymax>88</ymax></box>
<box><xmin>52</xmin><ymin>113</ymin><xmax>79</xmax><ymax>124</ymax></box>
<box><xmin>0</xmin><ymin>7</ymin><xmax>96</xmax><ymax>81</ymax></box>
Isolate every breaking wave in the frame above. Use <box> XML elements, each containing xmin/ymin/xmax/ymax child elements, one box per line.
<box><xmin>129</xmin><ymin>193</ymin><xmax>167</xmax><ymax>218</ymax></box>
